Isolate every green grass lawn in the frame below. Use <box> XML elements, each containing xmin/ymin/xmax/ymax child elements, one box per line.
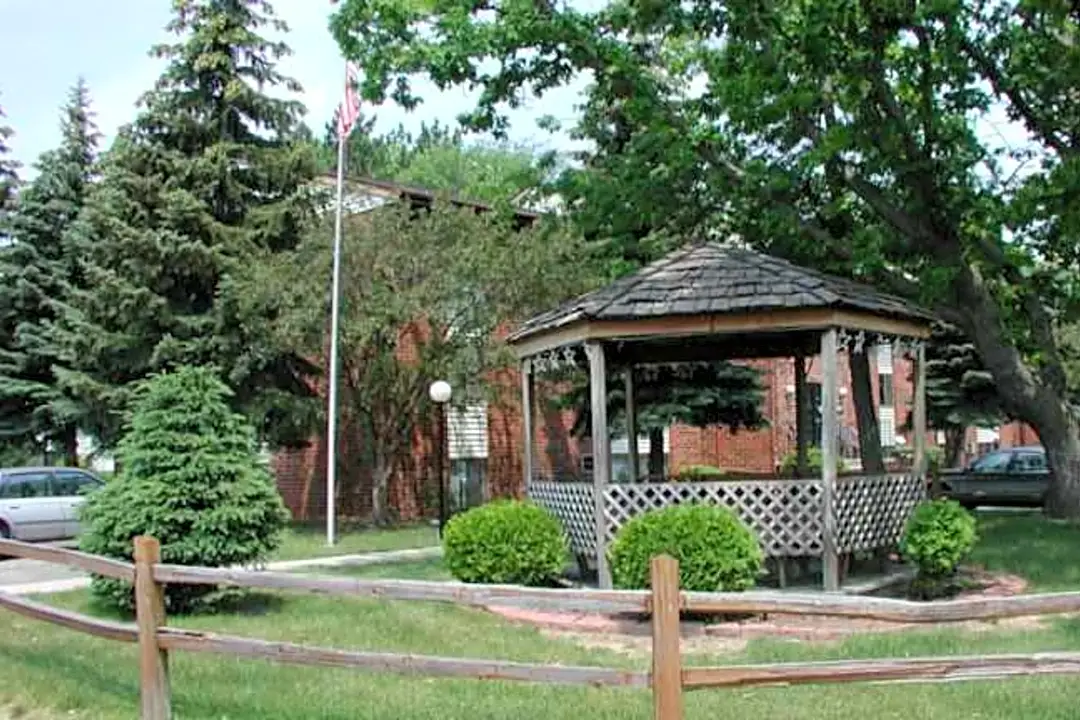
<box><xmin>271</xmin><ymin>522</ymin><xmax>440</xmax><ymax>562</ymax></box>
<box><xmin>968</xmin><ymin>510</ymin><xmax>1080</xmax><ymax>590</ymax></box>
<box><xmin>2</xmin><ymin>512</ymin><xmax>1080</xmax><ymax>718</ymax></box>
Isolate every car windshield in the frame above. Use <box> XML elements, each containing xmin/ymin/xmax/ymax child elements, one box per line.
<box><xmin>1014</xmin><ymin>452</ymin><xmax>1047</xmax><ymax>472</ymax></box>
<box><xmin>970</xmin><ymin>452</ymin><xmax>1012</xmax><ymax>472</ymax></box>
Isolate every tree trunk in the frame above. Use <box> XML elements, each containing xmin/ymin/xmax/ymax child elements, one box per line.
<box><xmin>371</xmin><ymin>463</ymin><xmax>393</xmax><ymax>525</ymax></box>
<box><xmin>952</xmin><ymin>262</ymin><xmax>1080</xmax><ymax>517</ymax></box>
<box><xmin>795</xmin><ymin>356</ymin><xmax>811</xmax><ymax>477</ymax></box>
<box><xmin>944</xmin><ymin>427</ymin><xmax>965</xmax><ymax>469</ymax></box>
<box><xmin>1034</xmin><ymin>413</ymin><xmax>1080</xmax><ymax>518</ymax></box>
<box><xmin>648</xmin><ymin>427</ymin><xmax>665</xmax><ymax>481</ymax></box>
<box><xmin>62</xmin><ymin>425</ymin><xmax>78</xmax><ymax>467</ymax></box>
<box><xmin>850</xmin><ymin>349</ymin><xmax>885</xmax><ymax>474</ymax></box>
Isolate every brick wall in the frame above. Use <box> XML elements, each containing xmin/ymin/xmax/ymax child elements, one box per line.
<box><xmin>665</xmin><ymin>349</ymin><xmax>928</xmax><ymax>476</ymax></box>
<box><xmin>276</xmin><ymin>342</ymin><xmax>943</xmax><ymax>521</ymax></box>
<box><xmin>999</xmin><ymin>421</ymin><xmax>1039</xmax><ymax>448</ymax></box>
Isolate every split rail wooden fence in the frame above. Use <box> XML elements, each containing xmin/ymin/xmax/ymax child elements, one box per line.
<box><xmin>4</xmin><ymin>536</ymin><xmax>1080</xmax><ymax>719</ymax></box>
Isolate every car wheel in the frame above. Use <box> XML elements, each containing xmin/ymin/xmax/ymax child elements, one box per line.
<box><xmin>0</xmin><ymin>522</ymin><xmax>10</xmax><ymax>539</ymax></box>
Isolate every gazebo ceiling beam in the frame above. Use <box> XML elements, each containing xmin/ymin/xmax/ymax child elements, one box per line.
<box><xmin>511</xmin><ymin>308</ymin><xmax>930</xmax><ymax>360</ymax></box>
<box><xmin>605</xmin><ymin>333</ymin><xmax>822</xmax><ymax>367</ymax></box>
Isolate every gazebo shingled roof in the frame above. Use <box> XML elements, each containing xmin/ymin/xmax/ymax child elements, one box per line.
<box><xmin>508</xmin><ymin>243</ymin><xmax>933</xmax><ymax>358</ymax></box>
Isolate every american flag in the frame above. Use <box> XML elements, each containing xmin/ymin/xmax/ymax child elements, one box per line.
<box><xmin>336</xmin><ymin>62</ymin><xmax>361</xmax><ymax>140</ymax></box>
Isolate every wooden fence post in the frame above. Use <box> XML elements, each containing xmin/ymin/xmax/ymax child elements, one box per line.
<box><xmin>650</xmin><ymin>555</ymin><xmax>683</xmax><ymax>720</ymax></box>
<box><xmin>135</xmin><ymin>536</ymin><xmax>171</xmax><ymax>720</ymax></box>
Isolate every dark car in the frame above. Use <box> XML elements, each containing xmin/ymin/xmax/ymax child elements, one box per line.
<box><xmin>939</xmin><ymin>446</ymin><xmax>1050</xmax><ymax>509</ymax></box>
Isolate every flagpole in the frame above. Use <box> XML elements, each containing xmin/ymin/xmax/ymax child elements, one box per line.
<box><xmin>326</xmin><ymin>74</ymin><xmax>348</xmax><ymax>547</ymax></box>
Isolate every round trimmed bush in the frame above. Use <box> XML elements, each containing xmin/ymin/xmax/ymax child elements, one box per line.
<box><xmin>608</xmin><ymin>504</ymin><xmax>763</xmax><ymax>591</ymax></box>
<box><xmin>900</xmin><ymin>499</ymin><xmax>977</xmax><ymax>598</ymax></box>
<box><xmin>442</xmin><ymin>500</ymin><xmax>569</xmax><ymax>586</ymax></box>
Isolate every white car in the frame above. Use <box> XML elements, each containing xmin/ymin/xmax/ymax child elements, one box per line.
<box><xmin>0</xmin><ymin>467</ymin><xmax>105</xmax><ymax>541</ymax></box>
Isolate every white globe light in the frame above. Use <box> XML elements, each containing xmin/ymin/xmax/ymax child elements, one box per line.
<box><xmin>429</xmin><ymin>380</ymin><xmax>452</xmax><ymax>404</ymax></box>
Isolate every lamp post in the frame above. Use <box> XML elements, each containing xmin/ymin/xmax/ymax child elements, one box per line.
<box><xmin>429</xmin><ymin>380</ymin><xmax>452</xmax><ymax>537</ymax></box>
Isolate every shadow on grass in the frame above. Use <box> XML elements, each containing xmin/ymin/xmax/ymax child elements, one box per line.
<box><xmin>969</xmin><ymin>511</ymin><xmax>1080</xmax><ymax>591</ymax></box>
<box><xmin>78</xmin><ymin>588</ymin><xmax>288</xmax><ymax>621</ymax></box>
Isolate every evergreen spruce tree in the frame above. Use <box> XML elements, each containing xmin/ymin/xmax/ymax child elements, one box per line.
<box><xmin>906</xmin><ymin>323</ymin><xmax>1006</xmax><ymax>466</ymax></box>
<box><xmin>0</xmin><ymin>97</ymin><xmax>36</xmax><ymax>461</ymax></box>
<box><xmin>0</xmin><ymin>80</ymin><xmax>99</xmax><ymax>462</ymax></box>
<box><xmin>0</xmin><ymin>99</ymin><xmax>17</xmax><ymax>214</ymax></box>
<box><xmin>53</xmin><ymin>0</ymin><xmax>319</xmax><ymax>449</ymax></box>
<box><xmin>79</xmin><ymin>365</ymin><xmax>289</xmax><ymax>613</ymax></box>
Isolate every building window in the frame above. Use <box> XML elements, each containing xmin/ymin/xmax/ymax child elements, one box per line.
<box><xmin>450</xmin><ymin>458</ymin><xmax>486</xmax><ymax>512</ymax></box>
<box><xmin>448</xmin><ymin>403</ymin><xmax>488</xmax><ymax>511</ymax></box>
<box><xmin>876</xmin><ymin>343</ymin><xmax>894</xmax><ymax>374</ymax></box>
<box><xmin>879</xmin><ymin>374</ymin><xmax>894</xmax><ymax>406</ymax></box>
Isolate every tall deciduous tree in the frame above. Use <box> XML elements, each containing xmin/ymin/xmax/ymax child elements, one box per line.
<box><xmin>321</xmin><ymin>115</ymin><xmax>546</xmax><ymax>204</ymax></box>
<box><xmin>53</xmin><ymin>0</ymin><xmax>319</xmax><ymax>449</ymax></box>
<box><xmin>0</xmin><ymin>80</ymin><xmax>100</xmax><ymax>462</ymax></box>
<box><xmin>332</xmin><ymin>0</ymin><xmax>1080</xmax><ymax>516</ymax></box>
<box><xmin>247</xmin><ymin>204</ymin><xmax>591</xmax><ymax>523</ymax></box>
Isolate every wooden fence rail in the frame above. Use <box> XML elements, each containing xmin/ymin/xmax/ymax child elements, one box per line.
<box><xmin>4</xmin><ymin>536</ymin><xmax>1080</xmax><ymax>720</ymax></box>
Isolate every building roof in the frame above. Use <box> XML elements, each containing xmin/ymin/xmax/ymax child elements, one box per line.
<box><xmin>509</xmin><ymin>242</ymin><xmax>934</xmax><ymax>350</ymax></box>
<box><xmin>315</xmin><ymin>174</ymin><xmax>542</xmax><ymax>225</ymax></box>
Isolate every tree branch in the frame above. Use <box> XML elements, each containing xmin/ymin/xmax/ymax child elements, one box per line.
<box><xmin>960</xmin><ymin>37</ymin><xmax>1072</xmax><ymax>156</ymax></box>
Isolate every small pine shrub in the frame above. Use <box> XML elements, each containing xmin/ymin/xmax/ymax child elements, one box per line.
<box><xmin>608</xmin><ymin>504</ymin><xmax>763</xmax><ymax>592</ymax></box>
<box><xmin>442</xmin><ymin>500</ymin><xmax>569</xmax><ymax>586</ymax></box>
<box><xmin>900</xmin><ymin>499</ymin><xmax>978</xmax><ymax>599</ymax></box>
<box><xmin>79</xmin><ymin>366</ymin><xmax>290</xmax><ymax>613</ymax></box>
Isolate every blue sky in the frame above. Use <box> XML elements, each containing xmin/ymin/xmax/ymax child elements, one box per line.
<box><xmin>0</xmin><ymin>0</ymin><xmax>1028</xmax><ymax>182</ymax></box>
<box><xmin>0</xmin><ymin>0</ymin><xmax>586</xmax><ymax>173</ymax></box>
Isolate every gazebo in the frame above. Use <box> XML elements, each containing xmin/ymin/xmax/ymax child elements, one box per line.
<box><xmin>507</xmin><ymin>243</ymin><xmax>934</xmax><ymax>591</ymax></box>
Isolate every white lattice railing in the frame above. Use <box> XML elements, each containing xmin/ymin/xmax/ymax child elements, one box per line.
<box><xmin>604</xmin><ymin>481</ymin><xmax>825</xmax><ymax>557</ymax></box>
<box><xmin>527</xmin><ymin>480</ymin><xmax>596</xmax><ymax>555</ymax></box>
<box><xmin>835</xmin><ymin>473</ymin><xmax>926</xmax><ymax>553</ymax></box>
<box><xmin>528</xmin><ymin>474</ymin><xmax>925</xmax><ymax>561</ymax></box>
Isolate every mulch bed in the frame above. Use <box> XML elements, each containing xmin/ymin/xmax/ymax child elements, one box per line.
<box><xmin>485</xmin><ymin>568</ymin><xmax>1037</xmax><ymax>644</ymax></box>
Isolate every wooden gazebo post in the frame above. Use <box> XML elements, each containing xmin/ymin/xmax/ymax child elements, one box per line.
<box><xmin>585</xmin><ymin>341</ymin><xmax>613</xmax><ymax>588</ymax></box>
<box><xmin>521</xmin><ymin>359</ymin><xmax>534</xmax><ymax>491</ymax></box>
<box><xmin>821</xmin><ymin>328</ymin><xmax>840</xmax><ymax>592</ymax></box>
<box><xmin>625</xmin><ymin>368</ymin><xmax>640</xmax><ymax>482</ymax></box>
<box><xmin>913</xmin><ymin>343</ymin><xmax>928</xmax><ymax>478</ymax></box>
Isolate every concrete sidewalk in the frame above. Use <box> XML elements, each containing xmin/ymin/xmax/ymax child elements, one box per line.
<box><xmin>0</xmin><ymin>545</ymin><xmax>442</xmax><ymax>596</ymax></box>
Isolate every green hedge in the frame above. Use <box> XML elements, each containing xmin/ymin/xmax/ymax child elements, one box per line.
<box><xmin>671</xmin><ymin>465</ymin><xmax>726</xmax><ymax>482</ymax></box>
<box><xmin>779</xmin><ymin>446</ymin><xmax>847</xmax><ymax>475</ymax></box>
<box><xmin>608</xmin><ymin>504</ymin><xmax>763</xmax><ymax>591</ymax></box>
<box><xmin>442</xmin><ymin>500</ymin><xmax>569</xmax><ymax>586</ymax></box>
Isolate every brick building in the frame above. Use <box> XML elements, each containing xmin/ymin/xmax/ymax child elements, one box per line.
<box><xmin>274</xmin><ymin>338</ymin><xmax>933</xmax><ymax>522</ymax></box>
